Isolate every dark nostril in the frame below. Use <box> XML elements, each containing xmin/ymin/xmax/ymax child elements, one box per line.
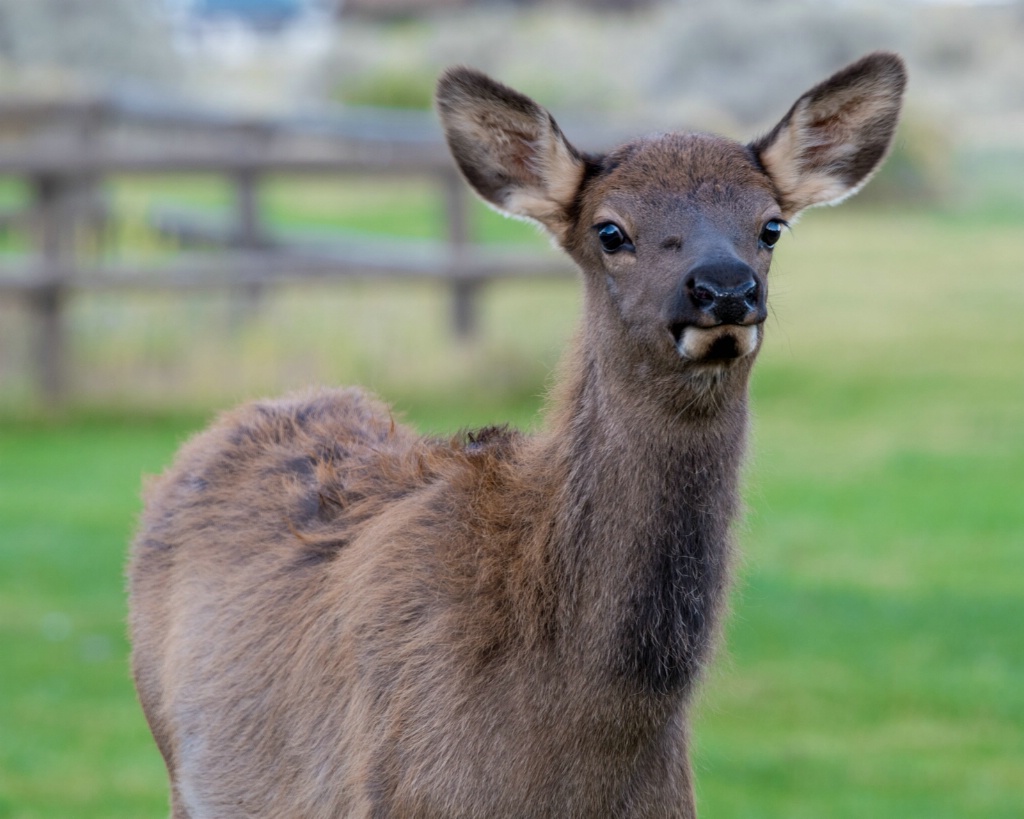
<box><xmin>739</xmin><ymin>280</ymin><xmax>759</xmax><ymax>308</ymax></box>
<box><xmin>691</xmin><ymin>283</ymin><xmax>716</xmax><ymax>307</ymax></box>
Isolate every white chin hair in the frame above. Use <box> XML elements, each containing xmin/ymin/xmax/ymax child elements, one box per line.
<box><xmin>677</xmin><ymin>325</ymin><xmax>759</xmax><ymax>361</ymax></box>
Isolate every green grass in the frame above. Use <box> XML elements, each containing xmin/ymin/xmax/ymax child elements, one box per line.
<box><xmin>0</xmin><ymin>416</ymin><xmax>193</xmax><ymax>818</ymax></box>
<box><xmin>1</xmin><ymin>203</ymin><xmax>1023</xmax><ymax>816</ymax></box>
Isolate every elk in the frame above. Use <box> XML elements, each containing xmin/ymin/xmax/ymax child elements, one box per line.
<box><xmin>129</xmin><ymin>53</ymin><xmax>905</xmax><ymax>818</ymax></box>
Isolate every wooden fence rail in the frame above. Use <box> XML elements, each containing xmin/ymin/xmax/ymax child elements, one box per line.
<box><xmin>0</xmin><ymin>93</ymin><xmax>575</xmax><ymax>404</ymax></box>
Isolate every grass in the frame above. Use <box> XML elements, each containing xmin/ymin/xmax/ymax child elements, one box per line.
<box><xmin>1</xmin><ymin>199</ymin><xmax>1022</xmax><ymax>816</ymax></box>
<box><xmin>0</xmin><ymin>416</ymin><xmax>191</xmax><ymax>818</ymax></box>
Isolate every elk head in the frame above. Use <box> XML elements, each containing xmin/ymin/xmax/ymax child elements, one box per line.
<box><xmin>437</xmin><ymin>54</ymin><xmax>906</xmax><ymax>402</ymax></box>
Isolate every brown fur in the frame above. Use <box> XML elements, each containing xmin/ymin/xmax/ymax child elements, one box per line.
<box><xmin>129</xmin><ymin>53</ymin><xmax>905</xmax><ymax>818</ymax></box>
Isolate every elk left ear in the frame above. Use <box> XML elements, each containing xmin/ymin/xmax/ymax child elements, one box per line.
<box><xmin>750</xmin><ymin>52</ymin><xmax>907</xmax><ymax>220</ymax></box>
<box><xmin>436</xmin><ymin>66</ymin><xmax>586</xmax><ymax>242</ymax></box>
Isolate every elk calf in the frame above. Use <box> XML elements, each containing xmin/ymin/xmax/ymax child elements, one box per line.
<box><xmin>129</xmin><ymin>53</ymin><xmax>905</xmax><ymax>818</ymax></box>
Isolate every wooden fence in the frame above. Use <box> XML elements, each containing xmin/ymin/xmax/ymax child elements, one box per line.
<box><xmin>0</xmin><ymin>92</ymin><xmax>574</xmax><ymax>404</ymax></box>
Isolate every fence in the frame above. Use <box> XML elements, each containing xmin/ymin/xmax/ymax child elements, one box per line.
<box><xmin>0</xmin><ymin>91</ymin><xmax>574</xmax><ymax>404</ymax></box>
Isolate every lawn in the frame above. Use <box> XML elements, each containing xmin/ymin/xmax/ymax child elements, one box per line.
<box><xmin>1</xmin><ymin>202</ymin><xmax>1022</xmax><ymax>816</ymax></box>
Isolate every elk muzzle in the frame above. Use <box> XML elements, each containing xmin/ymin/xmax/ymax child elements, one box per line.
<box><xmin>684</xmin><ymin>258</ymin><xmax>765</xmax><ymax>328</ymax></box>
<box><xmin>669</xmin><ymin>257</ymin><xmax>767</xmax><ymax>363</ymax></box>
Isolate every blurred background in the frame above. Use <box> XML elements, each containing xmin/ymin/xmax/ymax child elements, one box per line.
<box><xmin>0</xmin><ymin>0</ymin><xmax>1021</xmax><ymax>816</ymax></box>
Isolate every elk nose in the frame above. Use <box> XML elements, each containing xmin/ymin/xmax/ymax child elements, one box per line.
<box><xmin>686</xmin><ymin>260</ymin><xmax>764</xmax><ymax>326</ymax></box>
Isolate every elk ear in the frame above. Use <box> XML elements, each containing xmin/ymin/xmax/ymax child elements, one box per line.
<box><xmin>750</xmin><ymin>52</ymin><xmax>907</xmax><ymax>220</ymax></box>
<box><xmin>436</xmin><ymin>67</ymin><xmax>586</xmax><ymax>241</ymax></box>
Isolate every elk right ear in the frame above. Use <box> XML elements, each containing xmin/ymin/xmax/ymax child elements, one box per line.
<box><xmin>436</xmin><ymin>67</ymin><xmax>586</xmax><ymax>241</ymax></box>
<box><xmin>751</xmin><ymin>52</ymin><xmax>907</xmax><ymax>220</ymax></box>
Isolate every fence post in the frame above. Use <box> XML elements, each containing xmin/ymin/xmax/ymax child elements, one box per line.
<box><xmin>229</xmin><ymin>123</ymin><xmax>272</xmax><ymax>324</ymax></box>
<box><xmin>30</xmin><ymin>173</ymin><xmax>74</xmax><ymax>406</ymax></box>
<box><xmin>231</xmin><ymin>166</ymin><xmax>265</xmax><ymax>321</ymax></box>
<box><xmin>443</xmin><ymin>169</ymin><xmax>479</xmax><ymax>339</ymax></box>
<box><xmin>236</xmin><ymin>168</ymin><xmax>261</xmax><ymax>247</ymax></box>
<box><xmin>26</xmin><ymin>105</ymin><xmax>105</xmax><ymax>406</ymax></box>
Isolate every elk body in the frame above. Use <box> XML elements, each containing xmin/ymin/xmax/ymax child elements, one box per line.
<box><xmin>129</xmin><ymin>54</ymin><xmax>905</xmax><ymax>818</ymax></box>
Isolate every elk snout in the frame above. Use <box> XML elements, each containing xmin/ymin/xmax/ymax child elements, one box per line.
<box><xmin>683</xmin><ymin>259</ymin><xmax>766</xmax><ymax>327</ymax></box>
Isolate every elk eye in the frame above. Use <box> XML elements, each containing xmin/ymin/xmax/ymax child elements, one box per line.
<box><xmin>595</xmin><ymin>222</ymin><xmax>633</xmax><ymax>254</ymax></box>
<box><xmin>759</xmin><ymin>219</ymin><xmax>785</xmax><ymax>249</ymax></box>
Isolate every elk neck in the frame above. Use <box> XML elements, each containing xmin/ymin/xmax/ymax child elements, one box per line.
<box><xmin>520</xmin><ymin>323</ymin><xmax>751</xmax><ymax>699</ymax></box>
